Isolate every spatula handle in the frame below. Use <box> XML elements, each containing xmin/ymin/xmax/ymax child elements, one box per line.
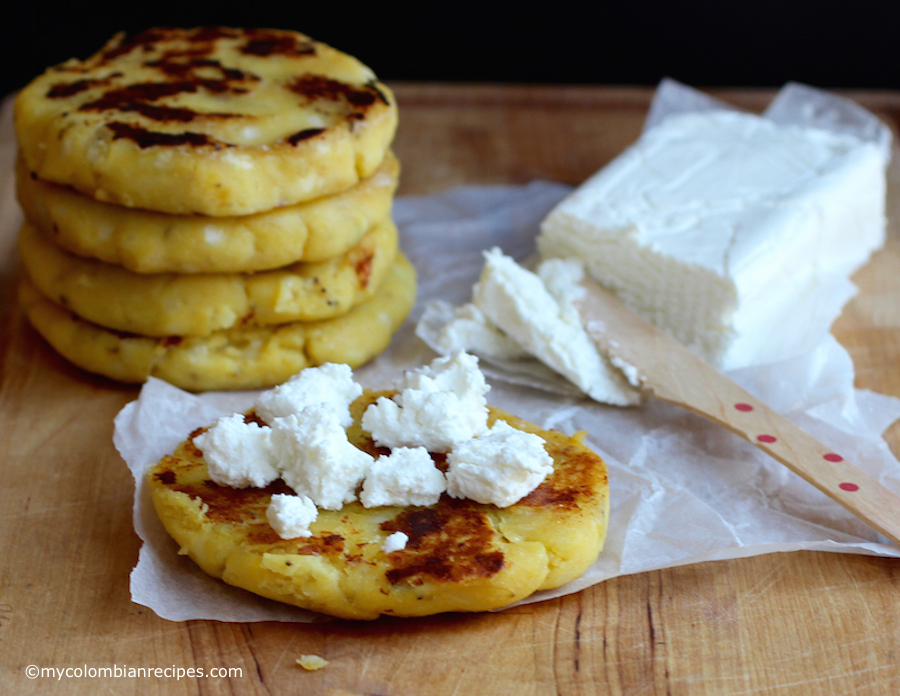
<box><xmin>664</xmin><ymin>367</ymin><xmax>900</xmax><ymax>547</ymax></box>
<box><xmin>578</xmin><ymin>279</ymin><xmax>900</xmax><ymax>547</ymax></box>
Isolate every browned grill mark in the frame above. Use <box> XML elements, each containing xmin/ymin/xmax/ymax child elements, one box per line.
<box><xmin>243</xmin><ymin>412</ymin><xmax>268</xmax><ymax>428</ymax></box>
<box><xmin>84</xmin><ymin>81</ymin><xmax>190</xmax><ymax>106</ymax></box>
<box><xmin>380</xmin><ymin>502</ymin><xmax>505</xmax><ymax>585</ymax></box>
<box><xmin>431</xmin><ymin>452</ymin><xmax>449</xmax><ymax>474</ymax></box>
<box><xmin>173</xmin><ymin>479</ymin><xmax>292</xmax><ymax>524</ymax></box>
<box><xmin>286</xmin><ymin>128</ymin><xmax>325</xmax><ymax>145</ymax></box>
<box><xmin>516</xmin><ymin>444</ymin><xmax>605</xmax><ymax>512</ymax></box>
<box><xmin>297</xmin><ymin>533</ymin><xmax>344</xmax><ymax>556</ymax></box>
<box><xmin>352</xmin><ymin>251</ymin><xmax>375</xmax><ymax>288</ymax></box>
<box><xmin>98</xmin><ymin>27</ymin><xmax>241</xmax><ymax>63</ymax></box>
<box><xmin>154</xmin><ymin>469</ymin><xmax>177</xmax><ymax>485</ymax></box>
<box><xmin>288</xmin><ymin>75</ymin><xmax>380</xmax><ymax>109</ymax></box>
<box><xmin>244</xmin><ymin>527</ymin><xmax>346</xmax><ymax>557</ymax></box>
<box><xmin>365</xmin><ymin>80</ymin><xmax>391</xmax><ymax>106</ymax></box>
<box><xmin>239</xmin><ymin>31</ymin><xmax>317</xmax><ymax>57</ymax></box>
<box><xmin>144</xmin><ymin>56</ymin><xmax>255</xmax><ymax>83</ymax></box>
<box><xmin>47</xmin><ymin>79</ymin><xmax>105</xmax><ymax>98</ymax></box>
<box><xmin>189</xmin><ymin>26</ymin><xmax>243</xmax><ymax>43</ymax></box>
<box><xmin>106</xmin><ymin>122</ymin><xmax>223</xmax><ymax>149</ymax></box>
<box><xmin>73</xmin><ymin>28</ymin><xmax>262</xmax><ymax>130</ymax></box>
<box><xmin>80</xmin><ymin>81</ymin><xmax>243</xmax><ymax>122</ymax></box>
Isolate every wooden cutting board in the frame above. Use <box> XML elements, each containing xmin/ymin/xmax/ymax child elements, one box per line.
<box><xmin>2</xmin><ymin>83</ymin><xmax>900</xmax><ymax>695</ymax></box>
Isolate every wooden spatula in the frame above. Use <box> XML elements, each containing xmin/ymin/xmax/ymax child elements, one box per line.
<box><xmin>576</xmin><ymin>277</ymin><xmax>900</xmax><ymax>547</ymax></box>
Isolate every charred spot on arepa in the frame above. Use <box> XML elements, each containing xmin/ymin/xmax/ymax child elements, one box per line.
<box><xmin>286</xmin><ymin>128</ymin><xmax>325</xmax><ymax>145</ymax></box>
<box><xmin>518</xmin><ymin>441</ymin><xmax>607</xmax><ymax>511</ymax></box>
<box><xmin>172</xmin><ymin>478</ymin><xmax>293</xmax><ymax>524</ymax></box>
<box><xmin>96</xmin><ymin>27</ymin><xmax>244</xmax><ymax>64</ymax></box>
<box><xmin>245</xmin><ymin>527</ymin><xmax>346</xmax><ymax>558</ymax></box>
<box><xmin>106</xmin><ymin>122</ymin><xmax>226</xmax><ymax>149</ymax></box>
<box><xmin>242</xmin><ymin>411</ymin><xmax>267</xmax><ymax>428</ymax></box>
<box><xmin>287</xmin><ymin>75</ymin><xmax>389</xmax><ymax>111</ymax></box>
<box><xmin>153</xmin><ymin>468</ymin><xmax>177</xmax><ymax>486</ymax></box>
<box><xmin>47</xmin><ymin>78</ymin><xmax>111</xmax><ymax>98</ymax></box>
<box><xmin>353</xmin><ymin>251</ymin><xmax>375</xmax><ymax>288</ymax></box>
<box><xmin>380</xmin><ymin>502</ymin><xmax>505</xmax><ymax>585</ymax></box>
<box><xmin>238</xmin><ymin>29</ymin><xmax>317</xmax><ymax>57</ymax></box>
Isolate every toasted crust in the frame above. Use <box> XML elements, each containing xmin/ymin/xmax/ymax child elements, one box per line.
<box><xmin>14</xmin><ymin>27</ymin><xmax>397</xmax><ymax>215</ymax></box>
<box><xmin>19</xmin><ymin>216</ymin><xmax>398</xmax><ymax>336</ymax></box>
<box><xmin>147</xmin><ymin>392</ymin><xmax>610</xmax><ymax>619</ymax></box>
<box><xmin>15</xmin><ymin>151</ymin><xmax>399</xmax><ymax>273</ymax></box>
<box><xmin>18</xmin><ymin>253</ymin><xmax>417</xmax><ymax>391</ymax></box>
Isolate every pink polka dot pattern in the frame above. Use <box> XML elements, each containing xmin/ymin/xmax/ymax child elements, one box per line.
<box><xmin>757</xmin><ymin>434</ymin><xmax>777</xmax><ymax>443</ymax></box>
<box><xmin>734</xmin><ymin>403</ymin><xmax>754</xmax><ymax>412</ymax></box>
<box><xmin>824</xmin><ymin>453</ymin><xmax>844</xmax><ymax>463</ymax></box>
<box><xmin>839</xmin><ymin>482</ymin><xmax>860</xmax><ymax>492</ymax></box>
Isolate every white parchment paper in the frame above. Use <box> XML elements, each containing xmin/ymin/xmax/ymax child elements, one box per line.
<box><xmin>5</xmin><ymin>81</ymin><xmax>897</xmax><ymax>623</ymax></box>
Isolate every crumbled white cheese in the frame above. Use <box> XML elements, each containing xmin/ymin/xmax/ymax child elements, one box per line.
<box><xmin>446</xmin><ymin>419</ymin><xmax>554</xmax><ymax>507</ymax></box>
<box><xmin>272</xmin><ymin>409</ymin><xmax>374</xmax><ymax>510</ymax></box>
<box><xmin>191</xmin><ymin>352</ymin><xmax>564</xmax><ymax>516</ymax></box>
<box><xmin>469</xmin><ymin>248</ymin><xmax>640</xmax><ymax>406</ymax></box>
<box><xmin>266</xmin><ymin>493</ymin><xmax>318</xmax><ymax>539</ymax></box>
<box><xmin>427</xmin><ymin>302</ymin><xmax>528</xmax><ymax>361</ymax></box>
<box><xmin>360</xmin><ymin>447</ymin><xmax>447</xmax><ymax>508</ymax></box>
<box><xmin>192</xmin><ymin>414</ymin><xmax>279</xmax><ymax>488</ymax></box>
<box><xmin>361</xmin><ymin>351</ymin><xmax>490</xmax><ymax>452</ymax></box>
<box><xmin>382</xmin><ymin>531</ymin><xmax>409</xmax><ymax>553</ymax></box>
<box><xmin>254</xmin><ymin>363</ymin><xmax>362</xmax><ymax>427</ymax></box>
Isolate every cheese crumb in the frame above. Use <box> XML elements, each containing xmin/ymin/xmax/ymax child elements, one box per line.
<box><xmin>360</xmin><ymin>447</ymin><xmax>447</xmax><ymax>508</ymax></box>
<box><xmin>192</xmin><ymin>414</ymin><xmax>279</xmax><ymax>488</ymax></box>
<box><xmin>382</xmin><ymin>531</ymin><xmax>409</xmax><ymax>553</ymax></box>
<box><xmin>296</xmin><ymin>654</ymin><xmax>329</xmax><ymax>671</ymax></box>
<box><xmin>431</xmin><ymin>303</ymin><xmax>528</xmax><ymax>361</ymax></box>
<box><xmin>471</xmin><ymin>248</ymin><xmax>640</xmax><ymax>406</ymax></box>
<box><xmin>273</xmin><ymin>409</ymin><xmax>374</xmax><ymax>510</ymax></box>
<box><xmin>266</xmin><ymin>493</ymin><xmax>318</xmax><ymax>539</ymax></box>
<box><xmin>446</xmin><ymin>419</ymin><xmax>554</xmax><ymax>507</ymax></box>
<box><xmin>361</xmin><ymin>351</ymin><xmax>489</xmax><ymax>452</ymax></box>
<box><xmin>254</xmin><ymin>363</ymin><xmax>362</xmax><ymax>427</ymax></box>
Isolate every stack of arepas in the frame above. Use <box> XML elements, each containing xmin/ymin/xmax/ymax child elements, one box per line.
<box><xmin>13</xmin><ymin>27</ymin><xmax>416</xmax><ymax>391</ymax></box>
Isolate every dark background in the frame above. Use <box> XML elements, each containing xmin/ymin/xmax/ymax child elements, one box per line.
<box><xmin>3</xmin><ymin>1</ymin><xmax>898</xmax><ymax>97</ymax></box>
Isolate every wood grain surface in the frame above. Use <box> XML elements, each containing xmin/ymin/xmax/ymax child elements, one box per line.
<box><xmin>2</xmin><ymin>84</ymin><xmax>900</xmax><ymax>695</ymax></box>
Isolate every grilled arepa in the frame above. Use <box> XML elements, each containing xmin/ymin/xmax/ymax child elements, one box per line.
<box><xmin>147</xmin><ymin>391</ymin><xmax>610</xmax><ymax>619</ymax></box>
<box><xmin>19</xmin><ymin>216</ymin><xmax>398</xmax><ymax>336</ymax></box>
<box><xmin>15</xmin><ymin>151</ymin><xmax>399</xmax><ymax>274</ymax></box>
<box><xmin>15</xmin><ymin>27</ymin><xmax>397</xmax><ymax>216</ymax></box>
<box><xmin>18</xmin><ymin>254</ymin><xmax>416</xmax><ymax>391</ymax></box>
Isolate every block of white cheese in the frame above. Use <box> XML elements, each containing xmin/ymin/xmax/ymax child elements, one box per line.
<box><xmin>538</xmin><ymin>109</ymin><xmax>888</xmax><ymax>370</ymax></box>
